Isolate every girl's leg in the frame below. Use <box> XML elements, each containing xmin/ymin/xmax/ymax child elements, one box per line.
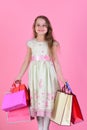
<box><xmin>43</xmin><ymin>117</ymin><xmax>50</xmax><ymax>130</ymax></box>
<box><xmin>37</xmin><ymin>116</ymin><xmax>44</xmax><ymax>130</ymax></box>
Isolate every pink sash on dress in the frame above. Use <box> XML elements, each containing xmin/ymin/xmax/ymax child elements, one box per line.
<box><xmin>31</xmin><ymin>55</ymin><xmax>52</xmax><ymax>61</ymax></box>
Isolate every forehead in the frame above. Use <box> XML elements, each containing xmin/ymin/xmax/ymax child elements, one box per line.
<box><xmin>35</xmin><ymin>18</ymin><xmax>46</xmax><ymax>24</ymax></box>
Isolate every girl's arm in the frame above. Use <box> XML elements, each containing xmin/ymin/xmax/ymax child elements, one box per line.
<box><xmin>15</xmin><ymin>47</ymin><xmax>32</xmax><ymax>81</ymax></box>
<box><xmin>51</xmin><ymin>41</ymin><xmax>67</xmax><ymax>85</ymax></box>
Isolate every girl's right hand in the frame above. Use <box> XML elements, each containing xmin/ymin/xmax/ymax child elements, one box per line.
<box><xmin>14</xmin><ymin>79</ymin><xmax>21</xmax><ymax>84</ymax></box>
<box><xmin>10</xmin><ymin>79</ymin><xmax>21</xmax><ymax>91</ymax></box>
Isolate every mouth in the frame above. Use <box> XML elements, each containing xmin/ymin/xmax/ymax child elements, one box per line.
<box><xmin>38</xmin><ymin>30</ymin><xmax>44</xmax><ymax>32</ymax></box>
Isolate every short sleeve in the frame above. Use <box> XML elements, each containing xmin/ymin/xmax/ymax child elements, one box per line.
<box><xmin>27</xmin><ymin>40</ymin><xmax>32</xmax><ymax>48</ymax></box>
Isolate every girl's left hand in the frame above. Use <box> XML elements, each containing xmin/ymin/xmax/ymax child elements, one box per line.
<box><xmin>64</xmin><ymin>82</ymin><xmax>72</xmax><ymax>93</ymax></box>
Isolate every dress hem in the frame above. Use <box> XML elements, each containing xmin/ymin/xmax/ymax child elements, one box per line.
<box><xmin>30</xmin><ymin>110</ymin><xmax>52</xmax><ymax>118</ymax></box>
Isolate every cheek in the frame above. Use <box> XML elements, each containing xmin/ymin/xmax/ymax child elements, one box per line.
<box><xmin>35</xmin><ymin>26</ymin><xmax>38</xmax><ymax>32</ymax></box>
<box><xmin>45</xmin><ymin>28</ymin><xmax>48</xmax><ymax>33</ymax></box>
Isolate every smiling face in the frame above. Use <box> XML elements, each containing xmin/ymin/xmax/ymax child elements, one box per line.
<box><xmin>35</xmin><ymin>18</ymin><xmax>48</xmax><ymax>36</ymax></box>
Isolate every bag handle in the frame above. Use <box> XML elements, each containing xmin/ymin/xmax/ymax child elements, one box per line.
<box><xmin>62</xmin><ymin>82</ymin><xmax>72</xmax><ymax>94</ymax></box>
<box><xmin>10</xmin><ymin>80</ymin><xmax>21</xmax><ymax>91</ymax></box>
<box><xmin>14</xmin><ymin>80</ymin><xmax>21</xmax><ymax>84</ymax></box>
<box><xmin>12</xmin><ymin>80</ymin><xmax>21</xmax><ymax>87</ymax></box>
<box><xmin>65</xmin><ymin>82</ymin><xmax>72</xmax><ymax>93</ymax></box>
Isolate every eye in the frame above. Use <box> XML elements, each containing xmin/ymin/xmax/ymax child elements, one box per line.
<box><xmin>36</xmin><ymin>24</ymin><xmax>40</xmax><ymax>27</ymax></box>
<box><xmin>35</xmin><ymin>24</ymin><xmax>48</xmax><ymax>28</ymax></box>
<box><xmin>43</xmin><ymin>25</ymin><xmax>47</xmax><ymax>27</ymax></box>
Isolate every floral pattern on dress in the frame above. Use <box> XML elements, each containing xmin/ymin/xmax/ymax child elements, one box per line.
<box><xmin>27</xmin><ymin>39</ymin><xmax>61</xmax><ymax>118</ymax></box>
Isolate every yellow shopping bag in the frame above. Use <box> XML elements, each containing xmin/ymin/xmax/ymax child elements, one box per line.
<box><xmin>51</xmin><ymin>90</ymin><xmax>72</xmax><ymax>126</ymax></box>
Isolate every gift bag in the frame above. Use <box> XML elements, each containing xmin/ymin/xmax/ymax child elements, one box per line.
<box><xmin>7</xmin><ymin>106</ymin><xmax>32</xmax><ymax>123</ymax></box>
<box><xmin>10</xmin><ymin>82</ymin><xmax>30</xmax><ymax>103</ymax></box>
<box><xmin>65</xmin><ymin>82</ymin><xmax>84</xmax><ymax>124</ymax></box>
<box><xmin>51</xmin><ymin>90</ymin><xmax>72</xmax><ymax>126</ymax></box>
<box><xmin>71</xmin><ymin>94</ymin><xmax>84</xmax><ymax>124</ymax></box>
<box><xmin>2</xmin><ymin>90</ymin><xmax>27</xmax><ymax>112</ymax></box>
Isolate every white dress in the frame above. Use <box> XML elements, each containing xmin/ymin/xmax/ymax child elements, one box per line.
<box><xmin>27</xmin><ymin>38</ymin><xmax>60</xmax><ymax>118</ymax></box>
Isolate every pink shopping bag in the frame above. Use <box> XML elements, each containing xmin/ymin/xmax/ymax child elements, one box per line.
<box><xmin>7</xmin><ymin>106</ymin><xmax>32</xmax><ymax>123</ymax></box>
<box><xmin>2</xmin><ymin>90</ymin><xmax>27</xmax><ymax>112</ymax></box>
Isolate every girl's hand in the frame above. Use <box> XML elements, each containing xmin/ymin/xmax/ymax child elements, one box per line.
<box><xmin>62</xmin><ymin>79</ymin><xmax>68</xmax><ymax>86</ymax></box>
<box><xmin>10</xmin><ymin>79</ymin><xmax>21</xmax><ymax>92</ymax></box>
<box><xmin>14</xmin><ymin>79</ymin><xmax>21</xmax><ymax>84</ymax></box>
<box><xmin>64</xmin><ymin>82</ymin><xmax>72</xmax><ymax>93</ymax></box>
<box><xmin>14</xmin><ymin>76</ymin><xmax>22</xmax><ymax>84</ymax></box>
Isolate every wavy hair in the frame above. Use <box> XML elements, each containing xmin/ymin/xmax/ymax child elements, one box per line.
<box><xmin>33</xmin><ymin>15</ymin><xmax>55</xmax><ymax>48</ymax></box>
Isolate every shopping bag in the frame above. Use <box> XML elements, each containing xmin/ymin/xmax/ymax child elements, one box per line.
<box><xmin>10</xmin><ymin>82</ymin><xmax>30</xmax><ymax>102</ymax></box>
<box><xmin>71</xmin><ymin>94</ymin><xmax>84</xmax><ymax>124</ymax></box>
<box><xmin>7</xmin><ymin>106</ymin><xmax>31</xmax><ymax>123</ymax></box>
<box><xmin>2</xmin><ymin>90</ymin><xmax>27</xmax><ymax>112</ymax></box>
<box><xmin>64</xmin><ymin>82</ymin><xmax>84</xmax><ymax>124</ymax></box>
<box><xmin>51</xmin><ymin>90</ymin><xmax>72</xmax><ymax>126</ymax></box>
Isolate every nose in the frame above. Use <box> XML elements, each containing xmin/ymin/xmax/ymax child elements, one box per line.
<box><xmin>38</xmin><ymin>25</ymin><xmax>43</xmax><ymax>29</ymax></box>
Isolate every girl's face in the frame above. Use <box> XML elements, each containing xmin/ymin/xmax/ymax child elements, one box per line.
<box><xmin>35</xmin><ymin>18</ymin><xmax>48</xmax><ymax>36</ymax></box>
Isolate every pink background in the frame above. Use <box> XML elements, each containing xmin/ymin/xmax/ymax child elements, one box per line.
<box><xmin>0</xmin><ymin>0</ymin><xmax>87</xmax><ymax>129</ymax></box>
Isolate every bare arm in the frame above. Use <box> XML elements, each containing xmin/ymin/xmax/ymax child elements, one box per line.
<box><xmin>15</xmin><ymin>47</ymin><xmax>32</xmax><ymax>81</ymax></box>
<box><xmin>51</xmin><ymin>41</ymin><xmax>67</xmax><ymax>84</ymax></box>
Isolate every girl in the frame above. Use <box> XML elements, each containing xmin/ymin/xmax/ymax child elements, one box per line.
<box><xmin>15</xmin><ymin>15</ymin><xmax>67</xmax><ymax>130</ymax></box>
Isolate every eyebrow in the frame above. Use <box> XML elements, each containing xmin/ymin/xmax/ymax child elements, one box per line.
<box><xmin>36</xmin><ymin>23</ymin><xmax>47</xmax><ymax>25</ymax></box>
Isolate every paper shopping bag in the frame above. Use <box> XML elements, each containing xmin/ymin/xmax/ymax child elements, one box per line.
<box><xmin>2</xmin><ymin>90</ymin><xmax>27</xmax><ymax>112</ymax></box>
<box><xmin>71</xmin><ymin>94</ymin><xmax>84</xmax><ymax>124</ymax></box>
<box><xmin>10</xmin><ymin>83</ymin><xmax>30</xmax><ymax>102</ymax></box>
<box><xmin>51</xmin><ymin>91</ymin><xmax>72</xmax><ymax>126</ymax></box>
<box><xmin>7</xmin><ymin>106</ymin><xmax>31</xmax><ymax>123</ymax></box>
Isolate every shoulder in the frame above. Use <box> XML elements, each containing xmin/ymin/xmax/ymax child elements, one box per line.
<box><xmin>26</xmin><ymin>38</ymin><xmax>35</xmax><ymax>48</ymax></box>
<box><xmin>27</xmin><ymin>38</ymin><xmax>35</xmax><ymax>44</ymax></box>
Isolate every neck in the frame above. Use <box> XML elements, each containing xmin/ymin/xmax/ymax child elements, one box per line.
<box><xmin>36</xmin><ymin>35</ymin><xmax>45</xmax><ymax>42</ymax></box>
